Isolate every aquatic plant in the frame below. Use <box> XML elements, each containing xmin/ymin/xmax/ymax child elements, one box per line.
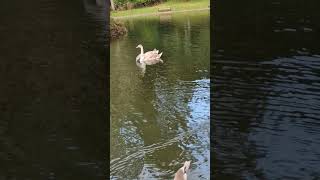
<box><xmin>110</xmin><ymin>18</ymin><xmax>127</xmax><ymax>39</ymax></box>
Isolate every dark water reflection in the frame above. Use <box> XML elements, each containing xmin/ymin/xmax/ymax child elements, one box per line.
<box><xmin>0</xmin><ymin>1</ymin><xmax>107</xmax><ymax>179</ymax></box>
<box><xmin>213</xmin><ymin>1</ymin><xmax>320</xmax><ymax>179</ymax></box>
<box><xmin>111</xmin><ymin>12</ymin><xmax>210</xmax><ymax>179</ymax></box>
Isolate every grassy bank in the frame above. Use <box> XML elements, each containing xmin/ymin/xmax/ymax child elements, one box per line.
<box><xmin>111</xmin><ymin>0</ymin><xmax>209</xmax><ymax>18</ymax></box>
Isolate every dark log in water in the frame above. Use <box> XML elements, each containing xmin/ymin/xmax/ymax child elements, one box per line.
<box><xmin>158</xmin><ymin>7</ymin><xmax>171</xmax><ymax>12</ymax></box>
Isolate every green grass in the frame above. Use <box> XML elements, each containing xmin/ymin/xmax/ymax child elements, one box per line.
<box><xmin>111</xmin><ymin>0</ymin><xmax>209</xmax><ymax>17</ymax></box>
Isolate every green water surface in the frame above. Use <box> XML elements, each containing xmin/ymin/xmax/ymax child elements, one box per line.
<box><xmin>110</xmin><ymin>11</ymin><xmax>210</xmax><ymax>179</ymax></box>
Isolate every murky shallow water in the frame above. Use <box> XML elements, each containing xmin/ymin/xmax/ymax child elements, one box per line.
<box><xmin>110</xmin><ymin>11</ymin><xmax>210</xmax><ymax>179</ymax></box>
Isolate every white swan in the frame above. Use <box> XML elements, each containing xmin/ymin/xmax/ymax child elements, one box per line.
<box><xmin>174</xmin><ymin>161</ymin><xmax>191</xmax><ymax>180</ymax></box>
<box><xmin>136</xmin><ymin>44</ymin><xmax>163</xmax><ymax>65</ymax></box>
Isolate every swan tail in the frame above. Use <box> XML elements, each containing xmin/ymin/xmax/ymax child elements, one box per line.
<box><xmin>158</xmin><ymin>52</ymin><xmax>163</xmax><ymax>58</ymax></box>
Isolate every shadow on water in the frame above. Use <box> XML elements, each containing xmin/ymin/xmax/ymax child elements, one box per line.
<box><xmin>111</xmin><ymin>11</ymin><xmax>210</xmax><ymax>179</ymax></box>
<box><xmin>0</xmin><ymin>0</ymin><xmax>107</xmax><ymax>179</ymax></box>
<box><xmin>213</xmin><ymin>0</ymin><xmax>320</xmax><ymax>179</ymax></box>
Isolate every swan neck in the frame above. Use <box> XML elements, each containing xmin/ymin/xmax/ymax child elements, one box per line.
<box><xmin>140</xmin><ymin>46</ymin><xmax>144</xmax><ymax>55</ymax></box>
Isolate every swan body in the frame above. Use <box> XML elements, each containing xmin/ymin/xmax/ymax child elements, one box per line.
<box><xmin>174</xmin><ymin>161</ymin><xmax>191</xmax><ymax>180</ymax></box>
<box><xmin>136</xmin><ymin>44</ymin><xmax>163</xmax><ymax>65</ymax></box>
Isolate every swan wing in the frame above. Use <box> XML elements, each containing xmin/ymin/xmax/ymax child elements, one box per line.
<box><xmin>144</xmin><ymin>51</ymin><xmax>160</xmax><ymax>60</ymax></box>
<box><xmin>140</xmin><ymin>50</ymin><xmax>164</xmax><ymax>65</ymax></box>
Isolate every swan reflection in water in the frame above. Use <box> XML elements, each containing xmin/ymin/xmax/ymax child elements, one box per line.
<box><xmin>135</xmin><ymin>44</ymin><xmax>163</xmax><ymax>75</ymax></box>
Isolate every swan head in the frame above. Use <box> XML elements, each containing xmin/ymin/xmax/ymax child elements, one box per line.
<box><xmin>136</xmin><ymin>44</ymin><xmax>143</xmax><ymax>49</ymax></box>
<box><xmin>174</xmin><ymin>161</ymin><xmax>191</xmax><ymax>180</ymax></box>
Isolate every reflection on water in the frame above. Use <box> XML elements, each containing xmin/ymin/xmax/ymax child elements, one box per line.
<box><xmin>110</xmin><ymin>11</ymin><xmax>210</xmax><ymax>179</ymax></box>
<box><xmin>213</xmin><ymin>1</ymin><xmax>320</xmax><ymax>179</ymax></box>
<box><xmin>0</xmin><ymin>1</ymin><xmax>107</xmax><ymax>179</ymax></box>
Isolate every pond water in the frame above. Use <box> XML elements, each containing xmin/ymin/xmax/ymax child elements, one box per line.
<box><xmin>213</xmin><ymin>1</ymin><xmax>320</xmax><ymax>179</ymax></box>
<box><xmin>110</xmin><ymin>11</ymin><xmax>210</xmax><ymax>179</ymax></box>
<box><xmin>0</xmin><ymin>1</ymin><xmax>107</xmax><ymax>179</ymax></box>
